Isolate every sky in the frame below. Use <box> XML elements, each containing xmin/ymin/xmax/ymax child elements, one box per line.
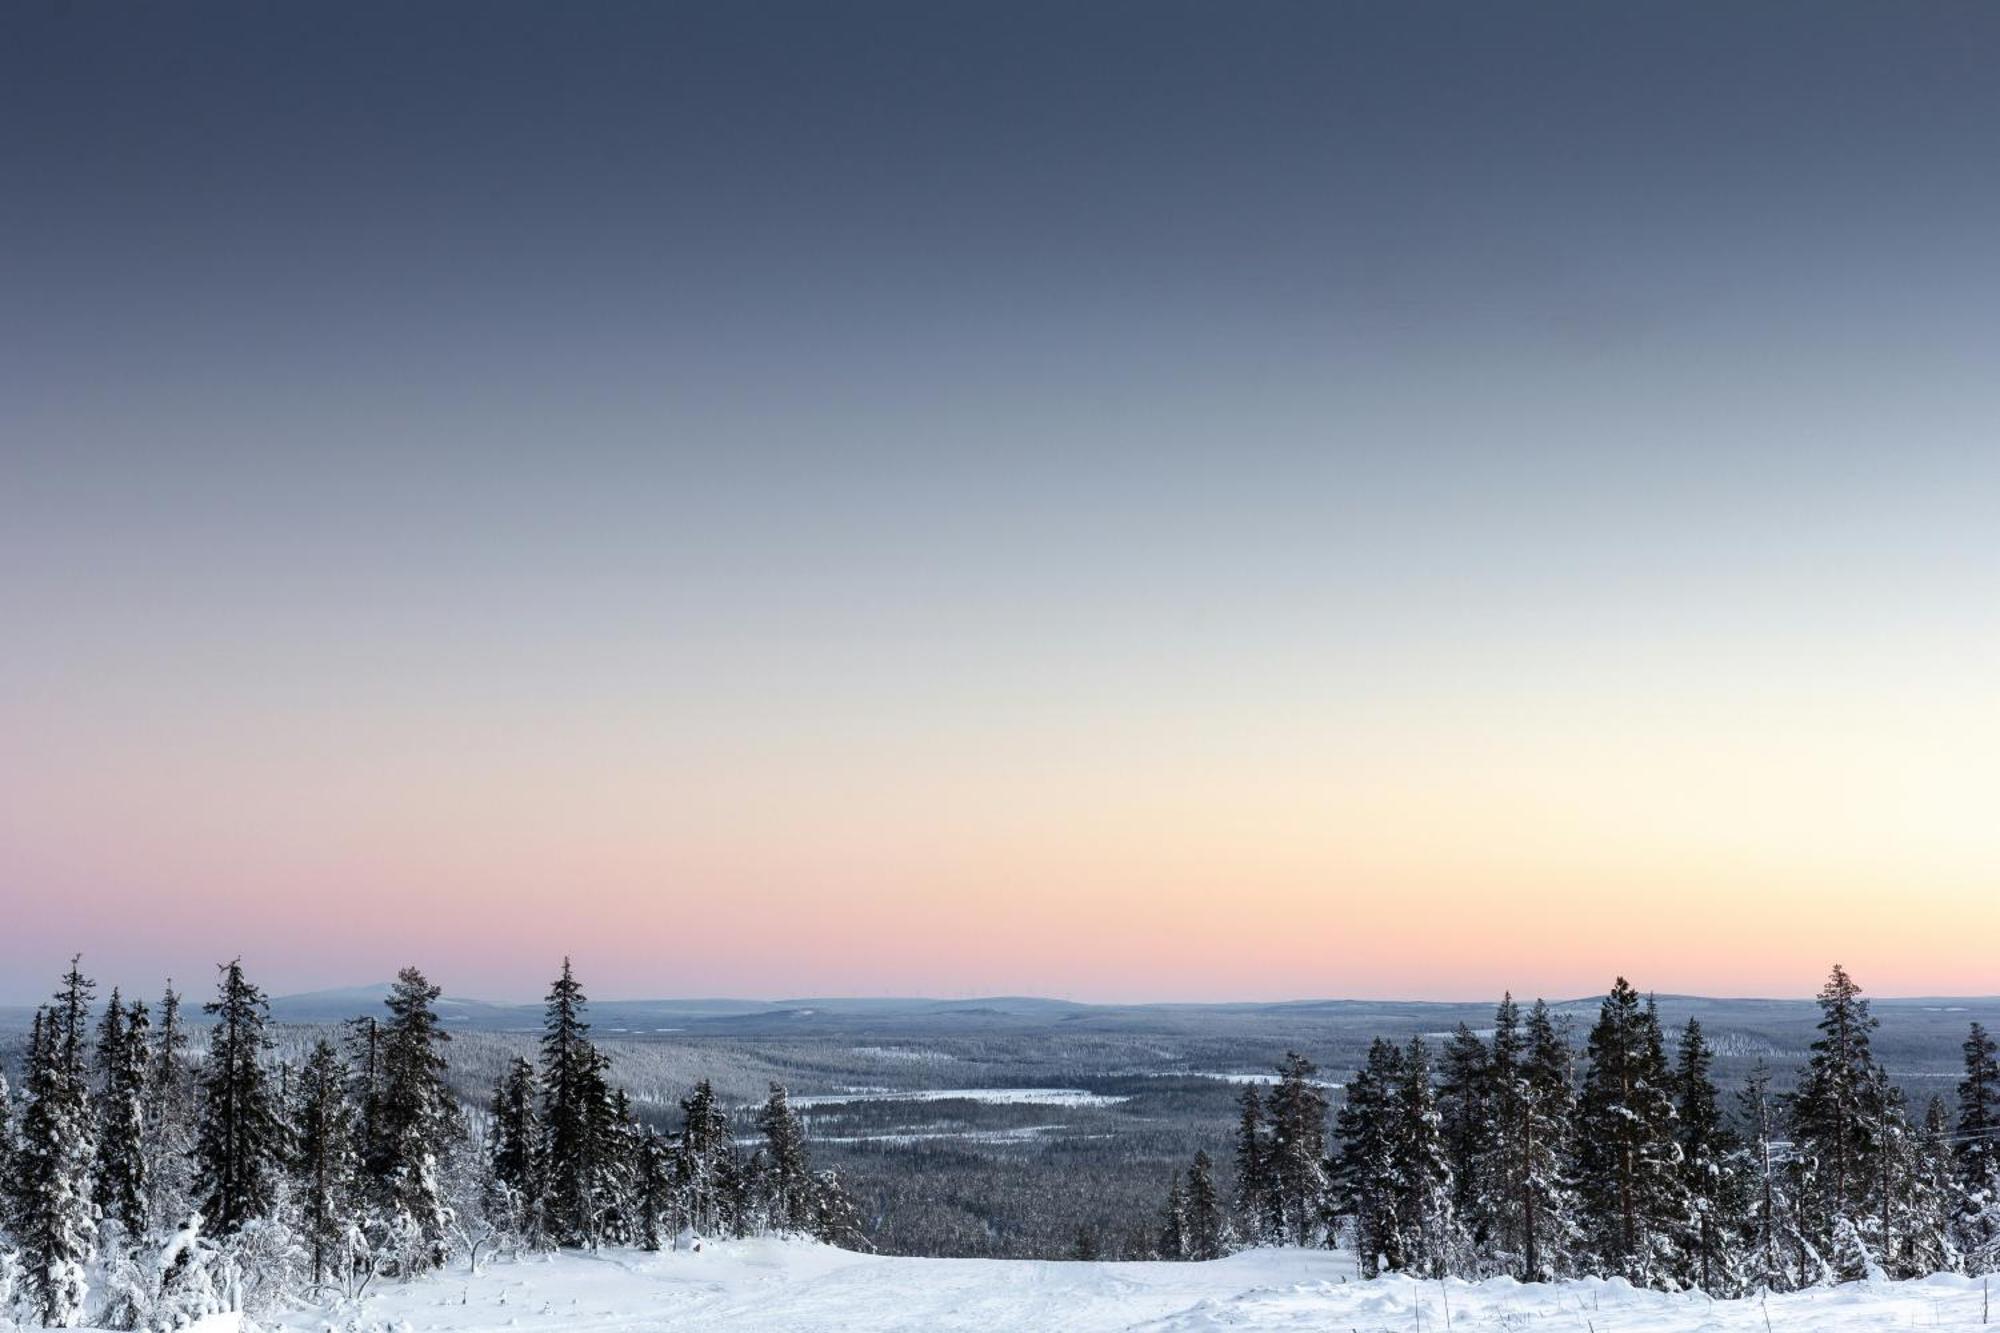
<box><xmin>3</xmin><ymin>1</ymin><xmax>1998</xmax><ymax>1005</ymax></box>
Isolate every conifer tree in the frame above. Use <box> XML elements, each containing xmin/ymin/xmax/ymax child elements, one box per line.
<box><xmin>292</xmin><ymin>1038</ymin><xmax>361</xmax><ymax>1289</ymax></box>
<box><xmin>1956</xmin><ymin>1021</ymin><xmax>2000</xmax><ymax>1270</ymax></box>
<box><xmin>1675</xmin><ymin>1018</ymin><xmax>1748</xmax><ymax>1294</ymax></box>
<box><xmin>635</xmin><ymin>1127</ymin><xmax>678</xmax><ymax>1251</ymax></box>
<box><xmin>1184</xmin><ymin>1149</ymin><xmax>1227</xmax><ymax>1260</ymax></box>
<box><xmin>1788</xmin><ymin>963</ymin><xmax>1887</xmax><ymax>1266</ymax></box>
<box><xmin>95</xmin><ymin>989</ymin><xmax>152</xmax><ymax>1246</ymax></box>
<box><xmin>1473</xmin><ymin>995</ymin><xmax>1528</xmax><ymax>1271</ymax></box>
<box><xmin>808</xmin><ymin>1169</ymin><xmax>867</xmax><ymax>1249</ymax></box>
<box><xmin>1335</xmin><ymin>1038</ymin><xmax>1405</xmax><ymax>1274</ymax></box>
<box><xmin>1576</xmin><ymin>980</ymin><xmax>1684</xmax><ymax>1285</ymax></box>
<box><xmin>371</xmin><ymin>966</ymin><xmax>459</xmax><ymax>1272</ymax></box>
<box><xmin>1265</xmin><ymin>1051</ymin><xmax>1330</xmax><ymax>1246</ymax></box>
<box><xmin>1906</xmin><ymin>1097</ymin><xmax>1964</xmax><ymax>1278</ymax></box>
<box><xmin>676</xmin><ymin>1078</ymin><xmax>735</xmax><ymax>1238</ymax></box>
<box><xmin>196</xmin><ymin>958</ymin><xmax>282</xmax><ymax>1235</ymax></box>
<box><xmin>1231</xmin><ymin>1086</ymin><xmax>1272</xmax><ymax>1244</ymax></box>
<box><xmin>1740</xmin><ymin>1059</ymin><xmax>1823</xmax><ymax>1291</ymax></box>
<box><xmin>755</xmin><ymin>1084</ymin><xmax>814</xmax><ymax>1233</ymax></box>
<box><xmin>1437</xmin><ymin>1021</ymin><xmax>1494</xmax><ymax>1251</ymax></box>
<box><xmin>146</xmin><ymin>980</ymin><xmax>199</xmax><ymax>1234</ymax></box>
<box><xmin>1519</xmin><ymin>999</ymin><xmax>1583</xmax><ymax>1281</ymax></box>
<box><xmin>1157</xmin><ymin>1170</ymin><xmax>1188</xmax><ymax>1260</ymax></box>
<box><xmin>1392</xmin><ymin>1035</ymin><xmax>1463</xmax><ymax>1277</ymax></box>
<box><xmin>539</xmin><ymin>958</ymin><xmax>605</xmax><ymax>1246</ymax></box>
<box><xmin>12</xmin><ymin>1006</ymin><xmax>98</xmax><ymax>1326</ymax></box>
<box><xmin>487</xmin><ymin>1056</ymin><xmax>543</xmax><ymax>1244</ymax></box>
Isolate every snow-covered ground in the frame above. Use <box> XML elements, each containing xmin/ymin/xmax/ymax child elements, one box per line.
<box><xmin>189</xmin><ymin>1240</ymin><xmax>2000</xmax><ymax>1333</ymax></box>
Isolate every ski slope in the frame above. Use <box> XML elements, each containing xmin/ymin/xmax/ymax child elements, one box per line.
<box><xmin>220</xmin><ymin>1239</ymin><xmax>2000</xmax><ymax>1333</ymax></box>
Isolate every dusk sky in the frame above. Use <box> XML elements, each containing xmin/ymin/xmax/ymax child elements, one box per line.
<box><xmin>4</xmin><ymin>2</ymin><xmax>1998</xmax><ymax>1004</ymax></box>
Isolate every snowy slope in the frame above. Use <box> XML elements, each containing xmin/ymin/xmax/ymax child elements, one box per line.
<box><xmin>211</xmin><ymin>1240</ymin><xmax>2000</xmax><ymax>1333</ymax></box>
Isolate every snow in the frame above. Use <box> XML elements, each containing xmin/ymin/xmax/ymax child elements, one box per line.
<box><xmin>789</xmin><ymin>1087</ymin><xmax>1128</xmax><ymax>1108</ymax></box>
<box><xmin>221</xmin><ymin>1240</ymin><xmax>2000</xmax><ymax>1333</ymax></box>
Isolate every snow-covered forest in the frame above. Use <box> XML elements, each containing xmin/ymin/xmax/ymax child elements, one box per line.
<box><xmin>0</xmin><ymin>958</ymin><xmax>861</xmax><ymax>1328</ymax></box>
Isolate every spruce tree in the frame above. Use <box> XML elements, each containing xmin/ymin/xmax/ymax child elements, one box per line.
<box><xmin>1740</xmin><ymin>1059</ymin><xmax>1823</xmax><ymax>1292</ymax></box>
<box><xmin>539</xmin><ymin>958</ymin><xmax>603</xmax><ymax>1246</ymax></box>
<box><xmin>808</xmin><ymin>1168</ymin><xmax>867</xmax><ymax>1249</ymax></box>
<box><xmin>146</xmin><ymin>980</ymin><xmax>199</xmax><ymax>1234</ymax></box>
<box><xmin>676</xmin><ymin>1078</ymin><xmax>735</xmax><ymax>1239</ymax></box>
<box><xmin>1675</xmin><ymin>1018</ymin><xmax>1748</xmax><ymax>1294</ymax></box>
<box><xmin>1474</xmin><ymin>995</ymin><xmax>1528</xmax><ymax>1271</ymax></box>
<box><xmin>196</xmin><ymin>958</ymin><xmax>282</xmax><ymax>1235</ymax></box>
<box><xmin>1157</xmin><ymin>1170</ymin><xmax>1188</xmax><ymax>1260</ymax></box>
<box><xmin>1334</xmin><ymin>1037</ymin><xmax>1405</xmax><ymax>1274</ymax></box>
<box><xmin>1575</xmin><ymin>980</ymin><xmax>1683</xmax><ymax>1285</ymax></box>
<box><xmin>1906</xmin><ymin>1097</ymin><xmax>1964</xmax><ymax>1277</ymax></box>
<box><xmin>371</xmin><ymin>966</ymin><xmax>459</xmax><ymax>1272</ymax></box>
<box><xmin>292</xmin><ymin>1038</ymin><xmax>361</xmax><ymax>1289</ymax></box>
<box><xmin>12</xmin><ymin>1006</ymin><xmax>97</xmax><ymax>1326</ymax></box>
<box><xmin>1265</xmin><ymin>1051</ymin><xmax>1330</xmax><ymax>1246</ymax></box>
<box><xmin>1787</xmin><ymin>963</ymin><xmax>1888</xmax><ymax>1266</ymax></box>
<box><xmin>1437</xmin><ymin>1020</ymin><xmax>1494</xmax><ymax>1252</ymax></box>
<box><xmin>1956</xmin><ymin>1021</ymin><xmax>2000</xmax><ymax>1270</ymax></box>
<box><xmin>1519</xmin><ymin>999</ymin><xmax>1583</xmax><ymax>1281</ymax></box>
<box><xmin>1184</xmin><ymin>1149</ymin><xmax>1227</xmax><ymax>1260</ymax></box>
<box><xmin>636</xmin><ymin>1127</ymin><xmax>677</xmax><ymax>1251</ymax></box>
<box><xmin>487</xmin><ymin>1056</ymin><xmax>543</xmax><ymax>1244</ymax></box>
<box><xmin>95</xmin><ymin>989</ymin><xmax>152</xmax><ymax>1245</ymax></box>
<box><xmin>755</xmin><ymin>1084</ymin><xmax>813</xmax><ymax>1233</ymax></box>
<box><xmin>1231</xmin><ymin>1086</ymin><xmax>1272</xmax><ymax>1244</ymax></box>
<box><xmin>1392</xmin><ymin>1035</ymin><xmax>1463</xmax><ymax>1278</ymax></box>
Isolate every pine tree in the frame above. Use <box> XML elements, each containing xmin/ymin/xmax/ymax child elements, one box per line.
<box><xmin>1265</xmin><ymin>1051</ymin><xmax>1330</xmax><ymax>1246</ymax></box>
<box><xmin>370</xmin><ymin>966</ymin><xmax>459</xmax><ymax>1272</ymax></box>
<box><xmin>1473</xmin><ymin>995</ymin><xmax>1528</xmax><ymax>1272</ymax></box>
<box><xmin>292</xmin><ymin>1038</ymin><xmax>361</xmax><ymax>1289</ymax></box>
<box><xmin>1741</xmin><ymin>1059</ymin><xmax>1825</xmax><ymax>1291</ymax></box>
<box><xmin>1519</xmin><ymin>999</ymin><xmax>1583</xmax><ymax>1281</ymax></box>
<box><xmin>635</xmin><ymin>1127</ymin><xmax>678</xmax><ymax>1251</ymax></box>
<box><xmin>1787</xmin><ymin>963</ymin><xmax>1888</xmax><ymax>1269</ymax></box>
<box><xmin>1334</xmin><ymin>1037</ymin><xmax>1405</xmax><ymax>1274</ymax></box>
<box><xmin>95</xmin><ymin>989</ymin><xmax>152</xmax><ymax>1246</ymax></box>
<box><xmin>1184</xmin><ymin>1149</ymin><xmax>1227</xmax><ymax>1260</ymax></box>
<box><xmin>196</xmin><ymin>958</ymin><xmax>282</xmax><ymax>1234</ymax></box>
<box><xmin>12</xmin><ymin>1006</ymin><xmax>98</xmax><ymax>1325</ymax></box>
<box><xmin>676</xmin><ymin>1078</ymin><xmax>735</xmax><ymax>1239</ymax></box>
<box><xmin>539</xmin><ymin>957</ymin><xmax>605</xmax><ymax>1246</ymax></box>
<box><xmin>1675</xmin><ymin>1018</ymin><xmax>1748</xmax><ymax>1294</ymax></box>
<box><xmin>1956</xmin><ymin>1021</ymin><xmax>2000</xmax><ymax>1271</ymax></box>
<box><xmin>1392</xmin><ymin>1035</ymin><xmax>1463</xmax><ymax>1278</ymax></box>
<box><xmin>755</xmin><ymin>1083</ymin><xmax>814</xmax><ymax>1233</ymax></box>
<box><xmin>1575</xmin><ymin>980</ymin><xmax>1684</xmax><ymax>1285</ymax></box>
<box><xmin>146</xmin><ymin>980</ymin><xmax>199</xmax><ymax>1235</ymax></box>
<box><xmin>1437</xmin><ymin>1021</ymin><xmax>1494</xmax><ymax>1253</ymax></box>
<box><xmin>1231</xmin><ymin>1086</ymin><xmax>1273</xmax><ymax>1245</ymax></box>
<box><xmin>1157</xmin><ymin>1170</ymin><xmax>1188</xmax><ymax>1260</ymax></box>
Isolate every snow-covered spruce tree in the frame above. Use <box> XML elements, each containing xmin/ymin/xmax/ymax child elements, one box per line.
<box><xmin>369</xmin><ymin>967</ymin><xmax>460</xmax><ymax>1273</ymax></box>
<box><xmin>487</xmin><ymin>1056</ymin><xmax>543</xmax><ymax>1246</ymax></box>
<box><xmin>145</xmin><ymin>981</ymin><xmax>200</xmax><ymax>1239</ymax></box>
<box><xmin>196</xmin><ymin>958</ymin><xmax>282</xmax><ymax>1236</ymax></box>
<box><xmin>755</xmin><ymin>1084</ymin><xmax>814</xmax><ymax>1233</ymax></box>
<box><xmin>808</xmin><ymin>1169</ymin><xmax>867</xmax><ymax>1249</ymax></box>
<box><xmin>1903</xmin><ymin>1097</ymin><xmax>1964</xmax><ymax>1278</ymax></box>
<box><xmin>539</xmin><ymin>957</ymin><xmax>609</xmax><ymax>1247</ymax></box>
<box><xmin>1157</xmin><ymin>1170</ymin><xmax>1188</xmax><ymax>1260</ymax></box>
<box><xmin>95</xmin><ymin>990</ymin><xmax>152</xmax><ymax>1248</ymax></box>
<box><xmin>1231</xmin><ymin>1086</ymin><xmax>1273</xmax><ymax>1245</ymax></box>
<box><xmin>1674</xmin><ymin>1018</ymin><xmax>1749</xmax><ymax>1295</ymax></box>
<box><xmin>1740</xmin><ymin>1059</ymin><xmax>1825</xmax><ymax>1292</ymax></box>
<box><xmin>1519</xmin><ymin>999</ymin><xmax>1584</xmax><ymax>1282</ymax></box>
<box><xmin>635</xmin><ymin>1127</ymin><xmax>678</xmax><ymax>1251</ymax></box>
<box><xmin>344</xmin><ymin>1014</ymin><xmax>384</xmax><ymax>1180</ymax></box>
<box><xmin>677</xmin><ymin>1078</ymin><xmax>736</xmax><ymax>1239</ymax></box>
<box><xmin>1265</xmin><ymin>1051</ymin><xmax>1330</xmax><ymax>1246</ymax></box>
<box><xmin>1470</xmin><ymin>996</ymin><xmax>1527</xmax><ymax>1273</ymax></box>
<box><xmin>12</xmin><ymin>1006</ymin><xmax>98</xmax><ymax>1327</ymax></box>
<box><xmin>1786</xmin><ymin>963</ymin><xmax>1888</xmax><ymax>1274</ymax></box>
<box><xmin>1575</xmin><ymin>980</ymin><xmax>1685</xmax><ymax>1286</ymax></box>
<box><xmin>1334</xmin><ymin>1037</ymin><xmax>1404</xmax><ymax>1274</ymax></box>
<box><xmin>292</xmin><ymin>1038</ymin><xmax>361</xmax><ymax>1291</ymax></box>
<box><xmin>1436</xmin><ymin>1020</ymin><xmax>1494</xmax><ymax>1259</ymax></box>
<box><xmin>1957</xmin><ymin>1021</ymin><xmax>2000</xmax><ymax>1271</ymax></box>
<box><xmin>600</xmin><ymin>1086</ymin><xmax>641</xmax><ymax>1246</ymax></box>
<box><xmin>1392</xmin><ymin>1036</ymin><xmax>1465</xmax><ymax>1278</ymax></box>
<box><xmin>1184</xmin><ymin>1150</ymin><xmax>1228</xmax><ymax>1260</ymax></box>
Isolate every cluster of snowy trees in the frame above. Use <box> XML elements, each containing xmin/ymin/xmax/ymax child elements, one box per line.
<box><xmin>0</xmin><ymin>956</ymin><xmax>863</xmax><ymax>1328</ymax></box>
<box><xmin>1170</xmin><ymin>966</ymin><xmax>2000</xmax><ymax>1293</ymax></box>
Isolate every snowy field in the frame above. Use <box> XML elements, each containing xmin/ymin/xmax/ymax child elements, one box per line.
<box><xmin>106</xmin><ymin>1241</ymin><xmax>2000</xmax><ymax>1333</ymax></box>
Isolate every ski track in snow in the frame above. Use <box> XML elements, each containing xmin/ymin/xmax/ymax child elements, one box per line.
<box><xmin>200</xmin><ymin>1240</ymin><xmax>2000</xmax><ymax>1333</ymax></box>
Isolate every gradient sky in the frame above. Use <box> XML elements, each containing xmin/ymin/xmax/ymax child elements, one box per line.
<box><xmin>3</xmin><ymin>1</ymin><xmax>1998</xmax><ymax>1004</ymax></box>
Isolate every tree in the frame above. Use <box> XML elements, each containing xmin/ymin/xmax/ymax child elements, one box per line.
<box><xmin>196</xmin><ymin>958</ymin><xmax>282</xmax><ymax>1235</ymax></box>
<box><xmin>539</xmin><ymin>957</ymin><xmax>609</xmax><ymax>1246</ymax></box>
<box><xmin>11</xmin><ymin>1006</ymin><xmax>98</xmax><ymax>1326</ymax></box>
<box><xmin>1392</xmin><ymin>1036</ymin><xmax>1464</xmax><ymax>1277</ymax></box>
<box><xmin>1231</xmin><ymin>1086</ymin><xmax>1273</xmax><ymax>1244</ymax></box>
<box><xmin>1788</xmin><ymin>964</ymin><xmax>1888</xmax><ymax>1267</ymax></box>
<box><xmin>1518</xmin><ymin>1000</ymin><xmax>1583</xmax><ymax>1281</ymax></box>
<box><xmin>1675</xmin><ymin>1018</ymin><xmax>1748</xmax><ymax>1294</ymax></box>
<box><xmin>635</xmin><ymin>1128</ymin><xmax>678</xmax><ymax>1251</ymax></box>
<box><xmin>1157</xmin><ymin>1170</ymin><xmax>1188</xmax><ymax>1260</ymax></box>
<box><xmin>755</xmin><ymin>1084</ymin><xmax>815</xmax><ymax>1233</ymax></box>
<box><xmin>95</xmin><ymin>989</ymin><xmax>152</xmax><ymax>1246</ymax></box>
<box><xmin>1265</xmin><ymin>1051</ymin><xmax>1330</xmax><ymax>1245</ymax></box>
<box><xmin>1184</xmin><ymin>1150</ymin><xmax>1227</xmax><ymax>1260</ymax></box>
<box><xmin>146</xmin><ymin>980</ymin><xmax>200</xmax><ymax>1234</ymax></box>
<box><xmin>1334</xmin><ymin>1038</ymin><xmax>1404</xmax><ymax>1274</ymax></box>
<box><xmin>1437</xmin><ymin>1020</ymin><xmax>1494</xmax><ymax>1254</ymax></box>
<box><xmin>370</xmin><ymin>966</ymin><xmax>459</xmax><ymax>1272</ymax></box>
<box><xmin>808</xmin><ymin>1169</ymin><xmax>868</xmax><ymax>1249</ymax></box>
<box><xmin>1575</xmin><ymin>980</ymin><xmax>1684</xmax><ymax>1285</ymax></box>
<box><xmin>487</xmin><ymin>1056</ymin><xmax>543</xmax><ymax>1245</ymax></box>
<box><xmin>677</xmin><ymin>1078</ymin><xmax>735</xmax><ymax>1239</ymax></box>
<box><xmin>292</xmin><ymin>1039</ymin><xmax>362</xmax><ymax>1290</ymax></box>
<box><xmin>1741</xmin><ymin>1059</ymin><xmax>1825</xmax><ymax>1292</ymax></box>
<box><xmin>1957</xmin><ymin>1021</ymin><xmax>2000</xmax><ymax>1270</ymax></box>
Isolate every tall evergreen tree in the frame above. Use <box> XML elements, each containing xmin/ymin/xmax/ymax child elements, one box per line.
<box><xmin>1675</xmin><ymin>1018</ymin><xmax>1748</xmax><ymax>1294</ymax></box>
<box><xmin>95</xmin><ymin>989</ymin><xmax>151</xmax><ymax>1245</ymax></box>
<box><xmin>1575</xmin><ymin>980</ymin><xmax>1684</xmax><ymax>1285</ymax></box>
<box><xmin>1392</xmin><ymin>1035</ymin><xmax>1463</xmax><ymax>1277</ymax></box>
<box><xmin>755</xmin><ymin>1084</ymin><xmax>814</xmax><ymax>1233</ymax></box>
<box><xmin>1335</xmin><ymin>1037</ymin><xmax>1405</xmax><ymax>1274</ymax></box>
<box><xmin>1265</xmin><ymin>1051</ymin><xmax>1330</xmax><ymax>1246</ymax></box>
<box><xmin>371</xmin><ymin>966</ymin><xmax>459</xmax><ymax>1272</ymax></box>
<box><xmin>1473</xmin><ymin>995</ymin><xmax>1529</xmax><ymax>1272</ymax></box>
<box><xmin>539</xmin><ymin>957</ymin><xmax>606</xmax><ymax>1246</ymax></box>
<box><xmin>1740</xmin><ymin>1060</ymin><xmax>1823</xmax><ymax>1292</ymax></box>
<box><xmin>1437</xmin><ymin>1020</ymin><xmax>1494</xmax><ymax>1252</ymax></box>
<box><xmin>1157</xmin><ymin>1170</ymin><xmax>1188</xmax><ymax>1260</ymax></box>
<box><xmin>1787</xmin><ymin>963</ymin><xmax>1888</xmax><ymax>1268</ymax></box>
<box><xmin>1956</xmin><ymin>1021</ymin><xmax>2000</xmax><ymax>1270</ymax></box>
<box><xmin>635</xmin><ymin>1127</ymin><xmax>678</xmax><ymax>1251</ymax></box>
<box><xmin>676</xmin><ymin>1078</ymin><xmax>736</xmax><ymax>1239</ymax></box>
<box><xmin>1184</xmin><ymin>1149</ymin><xmax>1227</xmax><ymax>1260</ymax></box>
<box><xmin>146</xmin><ymin>980</ymin><xmax>200</xmax><ymax>1233</ymax></box>
<box><xmin>1519</xmin><ymin>999</ymin><xmax>1583</xmax><ymax>1281</ymax></box>
<box><xmin>292</xmin><ymin>1039</ymin><xmax>361</xmax><ymax>1289</ymax></box>
<box><xmin>487</xmin><ymin>1056</ymin><xmax>543</xmax><ymax>1244</ymax></box>
<box><xmin>12</xmin><ymin>1006</ymin><xmax>97</xmax><ymax>1326</ymax></box>
<box><xmin>1905</xmin><ymin>1097</ymin><xmax>1964</xmax><ymax>1278</ymax></box>
<box><xmin>1231</xmin><ymin>1086</ymin><xmax>1273</xmax><ymax>1244</ymax></box>
<box><xmin>196</xmin><ymin>958</ymin><xmax>282</xmax><ymax>1235</ymax></box>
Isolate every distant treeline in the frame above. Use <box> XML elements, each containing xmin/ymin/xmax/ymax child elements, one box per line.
<box><xmin>0</xmin><ymin>956</ymin><xmax>862</xmax><ymax>1328</ymax></box>
<box><xmin>1146</xmin><ymin>964</ymin><xmax>2000</xmax><ymax>1294</ymax></box>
